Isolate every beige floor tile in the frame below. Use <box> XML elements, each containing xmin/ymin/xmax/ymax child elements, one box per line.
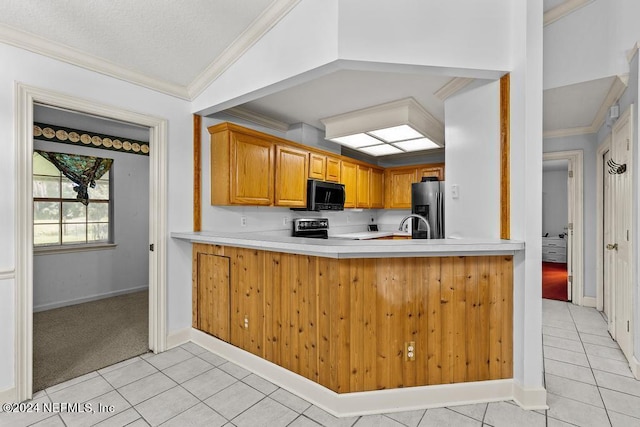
<box><xmin>546</xmin><ymin>393</ymin><xmax>610</xmax><ymax>427</ymax></box>
<box><xmin>545</xmin><ymin>374</ymin><xmax>604</xmax><ymax>407</ymax></box>
<box><xmin>594</xmin><ymin>369</ymin><xmax>640</xmax><ymax>397</ymax></box>
<box><xmin>600</xmin><ymin>388</ymin><xmax>640</xmax><ymax>418</ymax></box>
<box><xmin>544</xmin><ymin>359</ymin><xmax>596</xmax><ymax>385</ymax></box>
<box><xmin>484</xmin><ymin>401</ymin><xmax>545</xmax><ymax>427</ymax></box>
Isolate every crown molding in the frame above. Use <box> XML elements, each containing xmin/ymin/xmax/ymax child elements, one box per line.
<box><xmin>544</xmin><ymin>75</ymin><xmax>628</xmax><ymax>138</ymax></box>
<box><xmin>544</xmin><ymin>0</ymin><xmax>594</xmax><ymax>26</ymax></box>
<box><xmin>543</xmin><ymin>126</ymin><xmax>593</xmax><ymax>139</ymax></box>
<box><xmin>225</xmin><ymin>106</ymin><xmax>290</xmax><ymax>132</ymax></box>
<box><xmin>0</xmin><ymin>24</ymin><xmax>190</xmax><ymax>100</ymax></box>
<box><xmin>434</xmin><ymin>77</ymin><xmax>474</xmax><ymax>101</ymax></box>
<box><xmin>590</xmin><ymin>75</ymin><xmax>627</xmax><ymax>132</ymax></box>
<box><xmin>187</xmin><ymin>0</ymin><xmax>301</xmax><ymax>99</ymax></box>
<box><xmin>627</xmin><ymin>41</ymin><xmax>640</xmax><ymax>63</ymax></box>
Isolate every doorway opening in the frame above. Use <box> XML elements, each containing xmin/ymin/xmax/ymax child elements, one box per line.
<box><xmin>15</xmin><ymin>83</ymin><xmax>168</xmax><ymax>402</ymax></box>
<box><xmin>31</xmin><ymin>105</ymin><xmax>151</xmax><ymax>391</ymax></box>
<box><xmin>542</xmin><ymin>150</ymin><xmax>584</xmax><ymax>305</ymax></box>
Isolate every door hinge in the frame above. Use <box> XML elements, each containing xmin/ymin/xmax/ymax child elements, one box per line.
<box><xmin>628</xmin><ymin>320</ymin><xmax>630</xmax><ymax>332</ymax></box>
<box><xmin>150</xmin><ymin>243</ymin><xmax>155</xmax><ymax>252</ymax></box>
<box><xmin>627</xmin><ymin>230</ymin><xmax>630</xmax><ymax>241</ymax></box>
<box><xmin>568</xmin><ymin>275</ymin><xmax>572</xmax><ymax>283</ymax></box>
<box><xmin>568</xmin><ymin>170</ymin><xmax>574</xmax><ymax>178</ymax></box>
<box><xmin>568</xmin><ymin>223</ymin><xmax>573</xmax><ymax>230</ymax></box>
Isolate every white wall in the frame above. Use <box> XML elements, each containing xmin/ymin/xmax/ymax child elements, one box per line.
<box><xmin>32</xmin><ymin>140</ymin><xmax>149</xmax><ymax>312</ymax></box>
<box><xmin>0</xmin><ymin>42</ymin><xmax>192</xmax><ymax>393</ymax></box>
<box><xmin>443</xmin><ymin>80</ymin><xmax>501</xmax><ymax>239</ymax></box>
<box><xmin>544</xmin><ymin>0</ymin><xmax>640</xmax><ymax>90</ymax></box>
<box><xmin>338</xmin><ymin>0</ymin><xmax>512</xmax><ymax>73</ymax></box>
<box><xmin>542</xmin><ymin>169</ymin><xmax>569</xmax><ymax>237</ymax></box>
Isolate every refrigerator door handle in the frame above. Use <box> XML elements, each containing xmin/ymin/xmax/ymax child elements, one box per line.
<box><xmin>437</xmin><ymin>191</ymin><xmax>443</xmax><ymax>238</ymax></box>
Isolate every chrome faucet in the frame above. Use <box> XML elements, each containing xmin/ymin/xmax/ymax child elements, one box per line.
<box><xmin>398</xmin><ymin>214</ymin><xmax>431</xmax><ymax>239</ymax></box>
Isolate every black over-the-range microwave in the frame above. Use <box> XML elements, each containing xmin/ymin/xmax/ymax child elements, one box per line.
<box><xmin>301</xmin><ymin>179</ymin><xmax>346</xmax><ymax>211</ymax></box>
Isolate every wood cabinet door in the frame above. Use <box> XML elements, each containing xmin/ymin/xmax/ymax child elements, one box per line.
<box><xmin>370</xmin><ymin>168</ymin><xmax>384</xmax><ymax>208</ymax></box>
<box><xmin>418</xmin><ymin>164</ymin><xmax>445</xmax><ymax>181</ymax></box>
<box><xmin>308</xmin><ymin>153</ymin><xmax>326</xmax><ymax>180</ymax></box>
<box><xmin>386</xmin><ymin>169</ymin><xmax>417</xmax><ymax>208</ymax></box>
<box><xmin>197</xmin><ymin>253</ymin><xmax>230</xmax><ymax>342</ymax></box>
<box><xmin>341</xmin><ymin>161</ymin><xmax>357</xmax><ymax>208</ymax></box>
<box><xmin>325</xmin><ymin>157</ymin><xmax>341</xmax><ymax>182</ymax></box>
<box><xmin>275</xmin><ymin>145</ymin><xmax>309</xmax><ymax>207</ymax></box>
<box><xmin>229</xmin><ymin>247</ymin><xmax>265</xmax><ymax>357</ymax></box>
<box><xmin>230</xmin><ymin>132</ymin><xmax>274</xmax><ymax>205</ymax></box>
<box><xmin>356</xmin><ymin>165</ymin><xmax>371</xmax><ymax>208</ymax></box>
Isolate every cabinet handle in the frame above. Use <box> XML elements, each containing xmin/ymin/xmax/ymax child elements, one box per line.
<box><xmin>606</xmin><ymin>243</ymin><xmax>618</xmax><ymax>251</ymax></box>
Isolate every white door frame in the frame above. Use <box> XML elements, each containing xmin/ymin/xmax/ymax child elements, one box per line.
<box><xmin>543</xmin><ymin>150</ymin><xmax>584</xmax><ymax>306</ymax></box>
<box><xmin>14</xmin><ymin>83</ymin><xmax>168</xmax><ymax>402</ymax></box>
<box><xmin>597</xmin><ymin>136</ymin><xmax>612</xmax><ymax>316</ymax></box>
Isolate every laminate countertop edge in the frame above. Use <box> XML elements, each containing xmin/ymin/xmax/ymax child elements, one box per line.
<box><xmin>171</xmin><ymin>231</ymin><xmax>524</xmax><ymax>259</ymax></box>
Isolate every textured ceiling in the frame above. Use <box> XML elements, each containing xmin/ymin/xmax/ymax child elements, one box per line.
<box><xmin>0</xmin><ymin>0</ymin><xmax>274</xmax><ymax>87</ymax></box>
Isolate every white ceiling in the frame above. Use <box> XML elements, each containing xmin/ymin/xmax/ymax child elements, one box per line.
<box><xmin>544</xmin><ymin>76</ymin><xmax>615</xmax><ymax>132</ymax></box>
<box><xmin>0</xmin><ymin>0</ymin><xmax>619</xmax><ymax>145</ymax></box>
<box><xmin>236</xmin><ymin>70</ymin><xmax>454</xmax><ymax>130</ymax></box>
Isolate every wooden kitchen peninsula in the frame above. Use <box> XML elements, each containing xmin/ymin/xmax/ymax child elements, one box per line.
<box><xmin>173</xmin><ymin>232</ymin><xmax>523</xmax><ymax>394</ymax></box>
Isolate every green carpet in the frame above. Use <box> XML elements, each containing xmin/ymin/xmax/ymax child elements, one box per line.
<box><xmin>33</xmin><ymin>290</ymin><xmax>149</xmax><ymax>392</ymax></box>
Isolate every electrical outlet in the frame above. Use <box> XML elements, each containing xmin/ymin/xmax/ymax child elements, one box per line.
<box><xmin>244</xmin><ymin>315</ymin><xmax>249</xmax><ymax>329</ymax></box>
<box><xmin>240</xmin><ymin>216</ymin><xmax>247</xmax><ymax>227</ymax></box>
<box><xmin>405</xmin><ymin>341</ymin><xmax>416</xmax><ymax>361</ymax></box>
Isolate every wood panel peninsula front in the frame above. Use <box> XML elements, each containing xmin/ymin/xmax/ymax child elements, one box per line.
<box><xmin>173</xmin><ymin>231</ymin><xmax>523</xmax><ymax>394</ymax></box>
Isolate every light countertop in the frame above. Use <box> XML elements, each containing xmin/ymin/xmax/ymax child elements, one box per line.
<box><xmin>331</xmin><ymin>231</ymin><xmax>411</xmax><ymax>239</ymax></box>
<box><xmin>172</xmin><ymin>231</ymin><xmax>524</xmax><ymax>259</ymax></box>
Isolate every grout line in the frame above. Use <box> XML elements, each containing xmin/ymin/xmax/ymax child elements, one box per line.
<box><xmin>565</xmin><ymin>302</ymin><xmax>613</xmax><ymax>426</ymax></box>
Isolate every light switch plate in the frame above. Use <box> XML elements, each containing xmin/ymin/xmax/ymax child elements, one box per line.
<box><xmin>451</xmin><ymin>184</ymin><xmax>459</xmax><ymax>199</ymax></box>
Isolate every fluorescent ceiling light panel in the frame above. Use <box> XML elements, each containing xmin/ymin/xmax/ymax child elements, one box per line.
<box><xmin>369</xmin><ymin>125</ymin><xmax>422</xmax><ymax>142</ymax></box>
<box><xmin>331</xmin><ymin>133</ymin><xmax>380</xmax><ymax>148</ymax></box>
<box><xmin>359</xmin><ymin>144</ymin><xmax>403</xmax><ymax>156</ymax></box>
<box><xmin>393</xmin><ymin>138</ymin><xmax>440</xmax><ymax>152</ymax></box>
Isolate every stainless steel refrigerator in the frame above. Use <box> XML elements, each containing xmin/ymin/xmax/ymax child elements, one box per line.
<box><xmin>411</xmin><ymin>180</ymin><xmax>445</xmax><ymax>239</ymax></box>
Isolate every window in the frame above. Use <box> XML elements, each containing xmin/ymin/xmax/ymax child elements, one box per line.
<box><xmin>33</xmin><ymin>152</ymin><xmax>111</xmax><ymax>247</ymax></box>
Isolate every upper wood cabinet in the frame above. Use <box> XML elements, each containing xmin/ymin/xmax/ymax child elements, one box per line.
<box><xmin>370</xmin><ymin>168</ymin><xmax>384</xmax><ymax>209</ymax></box>
<box><xmin>209</xmin><ymin>122</ymin><xmax>443</xmax><ymax>210</ymax></box>
<box><xmin>356</xmin><ymin>165</ymin><xmax>371</xmax><ymax>208</ymax></box>
<box><xmin>210</xmin><ymin>123</ymin><xmax>274</xmax><ymax>206</ymax></box>
<box><xmin>326</xmin><ymin>156</ymin><xmax>341</xmax><ymax>183</ymax></box>
<box><xmin>308</xmin><ymin>153</ymin><xmax>326</xmax><ymax>180</ymax></box>
<box><xmin>341</xmin><ymin>161</ymin><xmax>357</xmax><ymax>208</ymax></box>
<box><xmin>418</xmin><ymin>163</ymin><xmax>445</xmax><ymax>182</ymax></box>
<box><xmin>384</xmin><ymin>163</ymin><xmax>445</xmax><ymax>209</ymax></box>
<box><xmin>275</xmin><ymin>145</ymin><xmax>308</xmax><ymax>207</ymax></box>
<box><xmin>385</xmin><ymin>168</ymin><xmax>417</xmax><ymax>209</ymax></box>
<box><xmin>309</xmin><ymin>153</ymin><xmax>341</xmax><ymax>183</ymax></box>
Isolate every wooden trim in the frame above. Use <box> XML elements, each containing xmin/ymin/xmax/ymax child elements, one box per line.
<box><xmin>500</xmin><ymin>74</ymin><xmax>510</xmax><ymax>240</ymax></box>
<box><xmin>193</xmin><ymin>114</ymin><xmax>202</xmax><ymax>232</ymax></box>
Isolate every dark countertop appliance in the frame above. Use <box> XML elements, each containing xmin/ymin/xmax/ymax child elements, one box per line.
<box><xmin>411</xmin><ymin>180</ymin><xmax>445</xmax><ymax>239</ymax></box>
<box><xmin>292</xmin><ymin>218</ymin><xmax>329</xmax><ymax>239</ymax></box>
<box><xmin>304</xmin><ymin>179</ymin><xmax>345</xmax><ymax>211</ymax></box>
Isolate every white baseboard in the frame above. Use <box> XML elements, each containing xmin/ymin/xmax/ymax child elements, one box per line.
<box><xmin>512</xmin><ymin>381</ymin><xmax>548</xmax><ymax>410</ymax></box>
<box><xmin>582</xmin><ymin>297</ymin><xmax>597</xmax><ymax>308</ymax></box>
<box><xmin>166</xmin><ymin>327</ymin><xmax>192</xmax><ymax>349</ymax></box>
<box><xmin>33</xmin><ymin>285</ymin><xmax>149</xmax><ymax>312</ymax></box>
<box><xmin>190</xmin><ymin>328</ymin><xmax>515</xmax><ymax>417</ymax></box>
<box><xmin>0</xmin><ymin>387</ymin><xmax>16</xmax><ymax>404</ymax></box>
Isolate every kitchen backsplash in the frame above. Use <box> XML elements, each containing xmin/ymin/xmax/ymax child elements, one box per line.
<box><xmin>201</xmin><ymin>205</ymin><xmax>411</xmax><ymax>235</ymax></box>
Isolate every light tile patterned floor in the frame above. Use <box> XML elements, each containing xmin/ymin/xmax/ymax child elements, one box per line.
<box><xmin>2</xmin><ymin>299</ymin><xmax>639</xmax><ymax>426</ymax></box>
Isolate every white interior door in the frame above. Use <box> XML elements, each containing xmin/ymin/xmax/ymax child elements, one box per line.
<box><xmin>603</xmin><ymin>148</ymin><xmax>614</xmax><ymax>328</ymax></box>
<box><xmin>566</xmin><ymin>162</ymin><xmax>573</xmax><ymax>301</ymax></box>
<box><xmin>611</xmin><ymin>106</ymin><xmax>633</xmax><ymax>360</ymax></box>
